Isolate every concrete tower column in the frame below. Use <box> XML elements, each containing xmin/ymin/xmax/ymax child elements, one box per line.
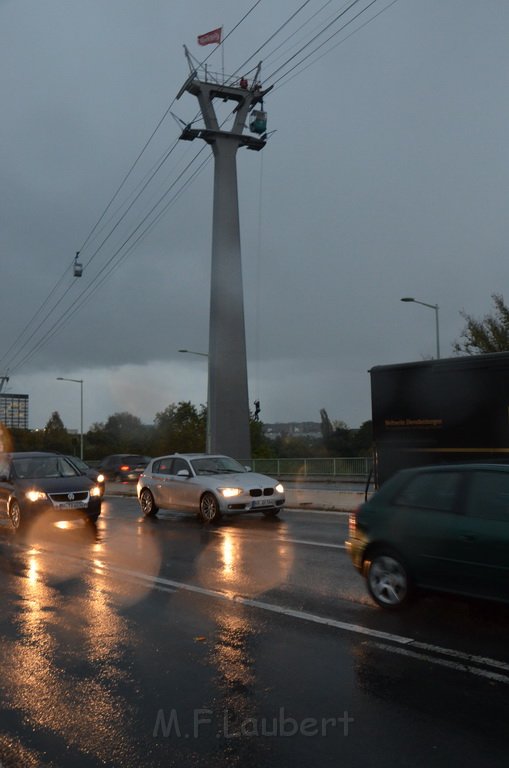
<box><xmin>177</xmin><ymin>58</ymin><xmax>269</xmax><ymax>462</ymax></box>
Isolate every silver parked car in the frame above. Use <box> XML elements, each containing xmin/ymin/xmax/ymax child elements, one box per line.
<box><xmin>137</xmin><ymin>453</ymin><xmax>285</xmax><ymax>523</ymax></box>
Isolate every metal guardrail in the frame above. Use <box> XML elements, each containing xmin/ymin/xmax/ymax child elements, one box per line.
<box><xmin>88</xmin><ymin>456</ymin><xmax>373</xmax><ymax>480</ymax></box>
<box><xmin>249</xmin><ymin>457</ymin><xmax>372</xmax><ymax>479</ymax></box>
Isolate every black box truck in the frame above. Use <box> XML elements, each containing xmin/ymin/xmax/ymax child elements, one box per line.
<box><xmin>370</xmin><ymin>352</ymin><xmax>509</xmax><ymax>487</ymax></box>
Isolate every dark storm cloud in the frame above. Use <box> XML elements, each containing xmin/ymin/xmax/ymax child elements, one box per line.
<box><xmin>2</xmin><ymin>1</ymin><xmax>509</xmax><ymax>428</ymax></box>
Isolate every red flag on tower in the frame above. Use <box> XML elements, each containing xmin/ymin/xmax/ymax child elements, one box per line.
<box><xmin>197</xmin><ymin>27</ymin><xmax>222</xmax><ymax>46</ymax></box>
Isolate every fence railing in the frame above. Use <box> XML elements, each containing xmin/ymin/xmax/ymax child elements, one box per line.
<box><xmin>249</xmin><ymin>457</ymin><xmax>372</xmax><ymax>479</ymax></box>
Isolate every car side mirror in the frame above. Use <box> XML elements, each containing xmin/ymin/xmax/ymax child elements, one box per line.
<box><xmin>177</xmin><ymin>469</ymin><xmax>191</xmax><ymax>478</ymax></box>
<box><xmin>244</xmin><ymin>465</ymin><xmax>252</xmax><ymax>472</ymax></box>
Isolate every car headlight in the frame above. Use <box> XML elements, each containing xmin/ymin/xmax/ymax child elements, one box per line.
<box><xmin>90</xmin><ymin>486</ymin><xmax>102</xmax><ymax>497</ymax></box>
<box><xmin>219</xmin><ymin>487</ymin><xmax>243</xmax><ymax>498</ymax></box>
<box><xmin>25</xmin><ymin>490</ymin><xmax>47</xmax><ymax>502</ymax></box>
<box><xmin>96</xmin><ymin>473</ymin><xmax>105</xmax><ymax>484</ymax></box>
<box><xmin>275</xmin><ymin>483</ymin><xmax>284</xmax><ymax>494</ymax></box>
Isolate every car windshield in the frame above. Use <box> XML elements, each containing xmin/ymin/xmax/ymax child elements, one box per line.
<box><xmin>12</xmin><ymin>456</ymin><xmax>80</xmax><ymax>479</ymax></box>
<box><xmin>68</xmin><ymin>456</ymin><xmax>88</xmax><ymax>471</ymax></box>
<box><xmin>191</xmin><ymin>456</ymin><xmax>246</xmax><ymax>475</ymax></box>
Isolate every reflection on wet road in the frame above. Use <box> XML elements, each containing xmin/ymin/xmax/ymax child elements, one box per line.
<box><xmin>1</xmin><ymin>499</ymin><xmax>508</xmax><ymax>767</ymax></box>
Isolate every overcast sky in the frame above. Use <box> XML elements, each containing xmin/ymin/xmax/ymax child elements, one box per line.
<box><xmin>1</xmin><ymin>0</ymin><xmax>508</xmax><ymax>433</ymax></box>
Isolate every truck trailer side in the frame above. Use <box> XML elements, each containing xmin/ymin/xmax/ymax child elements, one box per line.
<box><xmin>370</xmin><ymin>352</ymin><xmax>509</xmax><ymax>487</ymax></box>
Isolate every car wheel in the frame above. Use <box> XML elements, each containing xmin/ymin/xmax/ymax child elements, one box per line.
<box><xmin>199</xmin><ymin>492</ymin><xmax>221</xmax><ymax>523</ymax></box>
<box><xmin>140</xmin><ymin>488</ymin><xmax>158</xmax><ymax>517</ymax></box>
<box><xmin>366</xmin><ymin>551</ymin><xmax>412</xmax><ymax>610</ymax></box>
<box><xmin>9</xmin><ymin>499</ymin><xmax>22</xmax><ymax>531</ymax></box>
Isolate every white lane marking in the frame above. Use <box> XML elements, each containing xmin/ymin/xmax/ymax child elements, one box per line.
<box><xmin>277</xmin><ymin>537</ymin><xmax>345</xmax><ymax>550</ymax></box>
<box><xmin>208</xmin><ymin>529</ymin><xmax>346</xmax><ymax>550</ymax></box>
<box><xmin>202</xmin><ymin>523</ymin><xmax>347</xmax><ymax>550</ymax></box>
<box><xmin>408</xmin><ymin>640</ymin><xmax>509</xmax><ymax>672</ymax></box>
<box><xmin>96</xmin><ymin>559</ymin><xmax>415</xmax><ymax>643</ymax></box>
<box><xmin>16</xmin><ymin>543</ymin><xmax>509</xmax><ymax>684</ymax></box>
<box><xmin>92</xmin><ymin>560</ymin><xmax>509</xmax><ymax>682</ymax></box>
<box><xmin>371</xmin><ymin>643</ymin><xmax>509</xmax><ymax>684</ymax></box>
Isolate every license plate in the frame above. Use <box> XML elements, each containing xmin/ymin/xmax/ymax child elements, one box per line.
<box><xmin>252</xmin><ymin>499</ymin><xmax>273</xmax><ymax>507</ymax></box>
<box><xmin>55</xmin><ymin>501</ymin><xmax>87</xmax><ymax>509</ymax></box>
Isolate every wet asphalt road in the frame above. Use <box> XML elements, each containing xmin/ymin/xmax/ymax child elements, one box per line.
<box><xmin>1</xmin><ymin>497</ymin><xmax>508</xmax><ymax>768</ymax></box>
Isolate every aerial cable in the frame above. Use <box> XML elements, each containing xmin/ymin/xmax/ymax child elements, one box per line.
<box><xmin>77</xmin><ymin>100</ymin><xmax>180</xmax><ymax>257</ymax></box>
<box><xmin>263</xmin><ymin>0</ymin><xmax>366</xmax><ymax>83</ymax></box>
<box><xmin>233</xmin><ymin>0</ymin><xmax>315</xmax><ymax>76</ymax></box>
<box><xmin>2</xmin><ymin>5</ymin><xmax>263</xmax><ymax>375</ymax></box>
<box><xmin>79</xmin><ymin>1</ymin><xmax>264</xmax><ymax>262</ymax></box>
<box><xmin>4</xmin><ymin>275</ymin><xmax>82</xmax><ymax>373</ymax></box>
<box><xmin>7</xmin><ymin>143</ymin><xmax>213</xmax><ymax>374</ymax></box>
<box><xmin>5</xmin><ymin>1</ymin><xmax>399</xmax><ymax>375</ymax></box>
<box><xmin>271</xmin><ymin>0</ymin><xmax>401</xmax><ymax>92</ymax></box>
<box><xmin>6</xmin><ymin>105</ymin><xmax>242</xmax><ymax>373</ymax></box>
<box><xmin>81</xmin><ymin>137</ymin><xmax>182</xmax><ymax>259</ymax></box>
<box><xmin>260</xmin><ymin>0</ymin><xmax>349</xmax><ymax>70</ymax></box>
<box><xmin>2</xmin><ymin>133</ymin><xmax>184</xmax><ymax>371</ymax></box>
<box><xmin>10</xmin><ymin>150</ymin><xmax>213</xmax><ymax>374</ymax></box>
<box><xmin>80</xmin><ymin>137</ymin><xmax>183</xmax><ymax>272</ymax></box>
<box><xmin>0</xmin><ymin>267</ymin><xmax>73</xmax><ymax>370</ymax></box>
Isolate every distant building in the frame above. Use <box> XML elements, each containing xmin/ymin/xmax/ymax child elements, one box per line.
<box><xmin>0</xmin><ymin>393</ymin><xmax>29</xmax><ymax>429</ymax></box>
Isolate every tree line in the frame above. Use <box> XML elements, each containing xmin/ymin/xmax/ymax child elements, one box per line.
<box><xmin>6</xmin><ymin>403</ymin><xmax>373</xmax><ymax>460</ymax></box>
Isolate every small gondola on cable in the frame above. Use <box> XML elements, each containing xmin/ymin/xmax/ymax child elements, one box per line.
<box><xmin>73</xmin><ymin>252</ymin><xmax>83</xmax><ymax>277</ymax></box>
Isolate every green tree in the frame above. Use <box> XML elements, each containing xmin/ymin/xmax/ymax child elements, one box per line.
<box><xmin>87</xmin><ymin>411</ymin><xmax>151</xmax><ymax>457</ymax></box>
<box><xmin>7</xmin><ymin>427</ymin><xmax>44</xmax><ymax>452</ymax></box>
<box><xmin>454</xmin><ymin>294</ymin><xmax>509</xmax><ymax>354</ymax></box>
<box><xmin>43</xmin><ymin>411</ymin><xmax>73</xmax><ymax>453</ymax></box>
<box><xmin>272</xmin><ymin>433</ymin><xmax>327</xmax><ymax>458</ymax></box>
<box><xmin>250</xmin><ymin>418</ymin><xmax>277</xmax><ymax>458</ymax></box>
<box><xmin>351</xmin><ymin>420</ymin><xmax>373</xmax><ymax>455</ymax></box>
<box><xmin>153</xmin><ymin>402</ymin><xmax>206</xmax><ymax>455</ymax></box>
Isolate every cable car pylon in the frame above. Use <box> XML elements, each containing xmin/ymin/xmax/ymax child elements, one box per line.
<box><xmin>176</xmin><ymin>51</ymin><xmax>272</xmax><ymax>461</ymax></box>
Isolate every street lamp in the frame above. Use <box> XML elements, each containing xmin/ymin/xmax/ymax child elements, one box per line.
<box><xmin>401</xmin><ymin>297</ymin><xmax>441</xmax><ymax>359</ymax></box>
<box><xmin>178</xmin><ymin>349</ymin><xmax>208</xmax><ymax>357</ymax></box>
<box><xmin>56</xmin><ymin>377</ymin><xmax>83</xmax><ymax>459</ymax></box>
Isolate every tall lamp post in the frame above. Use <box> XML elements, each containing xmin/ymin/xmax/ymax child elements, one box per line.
<box><xmin>56</xmin><ymin>377</ymin><xmax>83</xmax><ymax>459</ymax></box>
<box><xmin>401</xmin><ymin>297</ymin><xmax>441</xmax><ymax>359</ymax></box>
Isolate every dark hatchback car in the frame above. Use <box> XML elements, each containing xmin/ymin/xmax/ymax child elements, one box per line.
<box><xmin>346</xmin><ymin>464</ymin><xmax>509</xmax><ymax>610</ymax></box>
<box><xmin>98</xmin><ymin>454</ymin><xmax>151</xmax><ymax>482</ymax></box>
<box><xmin>0</xmin><ymin>452</ymin><xmax>102</xmax><ymax>531</ymax></box>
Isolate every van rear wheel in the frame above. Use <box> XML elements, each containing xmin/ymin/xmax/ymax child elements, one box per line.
<box><xmin>366</xmin><ymin>552</ymin><xmax>412</xmax><ymax>609</ymax></box>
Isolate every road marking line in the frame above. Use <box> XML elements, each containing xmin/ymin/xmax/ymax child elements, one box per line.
<box><xmin>92</xmin><ymin>561</ymin><xmax>509</xmax><ymax>681</ymax></box>
<box><xmin>14</xmin><ymin>542</ymin><xmax>509</xmax><ymax>683</ymax></box>
<box><xmin>370</xmin><ymin>643</ymin><xmax>509</xmax><ymax>684</ymax></box>
<box><xmin>278</xmin><ymin>537</ymin><xmax>345</xmax><ymax>549</ymax></box>
<box><xmin>208</xmin><ymin>529</ymin><xmax>346</xmax><ymax>550</ymax></box>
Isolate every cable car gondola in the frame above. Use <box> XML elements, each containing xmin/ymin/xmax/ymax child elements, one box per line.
<box><xmin>249</xmin><ymin>110</ymin><xmax>267</xmax><ymax>135</ymax></box>
<box><xmin>73</xmin><ymin>252</ymin><xmax>83</xmax><ymax>277</ymax></box>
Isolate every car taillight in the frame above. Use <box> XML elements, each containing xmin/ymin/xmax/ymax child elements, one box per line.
<box><xmin>120</xmin><ymin>464</ymin><xmax>130</xmax><ymax>471</ymax></box>
<box><xmin>348</xmin><ymin>506</ymin><xmax>359</xmax><ymax>538</ymax></box>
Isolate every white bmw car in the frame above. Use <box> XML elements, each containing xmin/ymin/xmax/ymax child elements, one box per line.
<box><xmin>137</xmin><ymin>453</ymin><xmax>285</xmax><ymax>523</ymax></box>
